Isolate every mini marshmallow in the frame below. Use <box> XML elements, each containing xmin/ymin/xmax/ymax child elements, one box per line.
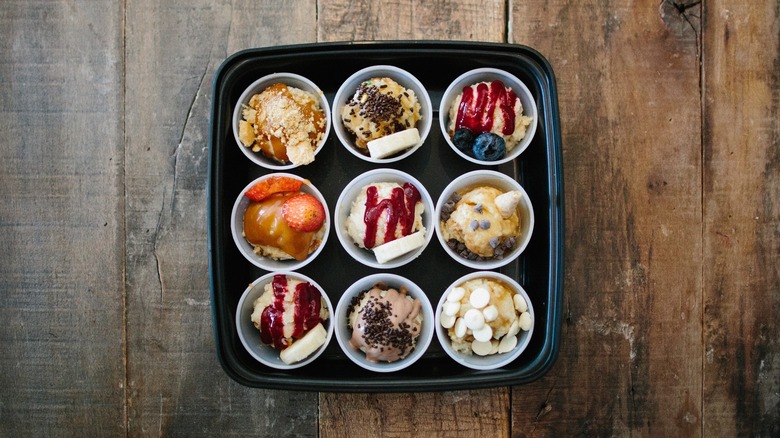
<box><xmin>482</xmin><ymin>305</ymin><xmax>499</xmax><ymax>322</ymax></box>
<box><xmin>498</xmin><ymin>334</ymin><xmax>518</xmax><ymax>353</ymax></box>
<box><xmin>513</xmin><ymin>293</ymin><xmax>528</xmax><ymax>313</ymax></box>
<box><xmin>447</xmin><ymin>287</ymin><xmax>466</xmax><ymax>302</ymax></box>
<box><xmin>463</xmin><ymin>308</ymin><xmax>485</xmax><ymax>330</ymax></box>
<box><xmin>472</xmin><ymin>324</ymin><xmax>493</xmax><ymax>342</ymax></box>
<box><xmin>469</xmin><ymin>287</ymin><xmax>490</xmax><ymax>309</ymax></box>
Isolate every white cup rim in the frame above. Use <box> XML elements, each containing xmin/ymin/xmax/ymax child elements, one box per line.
<box><xmin>334</xmin><ymin>168</ymin><xmax>434</xmax><ymax>269</ymax></box>
<box><xmin>435</xmin><ymin>271</ymin><xmax>534</xmax><ymax>370</ymax></box>
<box><xmin>438</xmin><ymin>67</ymin><xmax>538</xmax><ymax>165</ymax></box>
<box><xmin>230</xmin><ymin>173</ymin><xmax>330</xmax><ymax>270</ymax></box>
<box><xmin>235</xmin><ymin>271</ymin><xmax>334</xmax><ymax>369</ymax></box>
<box><xmin>232</xmin><ymin>72</ymin><xmax>331</xmax><ymax>169</ymax></box>
<box><xmin>334</xmin><ymin>273</ymin><xmax>434</xmax><ymax>372</ymax></box>
<box><xmin>332</xmin><ymin>65</ymin><xmax>432</xmax><ymax>163</ymax></box>
<box><xmin>434</xmin><ymin>170</ymin><xmax>534</xmax><ymax>269</ymax></box>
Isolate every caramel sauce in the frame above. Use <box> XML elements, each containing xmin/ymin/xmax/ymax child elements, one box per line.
<box><xmin>243</xmin><ymin>192</ymin><xmax>318</xmax><ymax>261</ymax></box>
<box><xmin>259</xmin><ymin>135</ymin><xmax>289</xmax><ymax>162</ymax></box>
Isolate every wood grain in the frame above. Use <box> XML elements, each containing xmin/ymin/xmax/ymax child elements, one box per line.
<box><xmin>317</xmin><ymin>1</ymin><xmax>509</xmax><ymax>437</ymax></box>
<box><xmin>702</xmin><ymin>1</ymin><xmax>780</xmax><ymax>436</ymax></box>
<box><xmin>0</xmin><ymin>0</ymin><xmax>126</xmax><ymax>435</ymax></box>
<box><xmin>510</xmin><ymin>0</ymin><xmax>703</xmax><ymax>435</ymax></box>
<box><xmin>123</xmin><ymin>0</ymin><xmax>319</xmax><ymax>435</ymax></box>
<box><xmin>320</xmin><ymin>389</ymin><xmax>509</xmax><ymax>437</ymax></box>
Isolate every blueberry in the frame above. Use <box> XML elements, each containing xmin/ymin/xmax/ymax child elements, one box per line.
<box><xmin>472</xmin><ymin>133</ymin><xmax>506</xmax><ymax>161</ymax></box>
<box><xmin>452</xmin><ymin>128</ymin><xmax>475</xmax><ymax>152</ymax></box>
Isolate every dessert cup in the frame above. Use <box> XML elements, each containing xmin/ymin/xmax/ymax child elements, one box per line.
<box><xmin>236</xmin><ymin>272</ymin><xmax>334</xmax><ymax>369</ymax></box>
<box><xmin>232</xmin><ymin>73</ymin><xmax>331</xmax><ymax>169</ymax></box>
<box><xmin>335</xmin><ymin>273</ymin><xmax>434</xmax><ymax>373</ymax></box>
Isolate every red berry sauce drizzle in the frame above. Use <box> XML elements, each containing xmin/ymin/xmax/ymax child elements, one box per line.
<box><xmin>455</xmin><ymin>80</ymin><xmax>518</xmax><ymax>136</ymax></box>
<box><xmin>260</xmin><ymin>274</ymin><xmax>322</xmax><ymax>350</ymax></box>
<box><xmin>363</xmin><ymin>183</ymin><xmax>421</xmax><ymax>248</ymax></box>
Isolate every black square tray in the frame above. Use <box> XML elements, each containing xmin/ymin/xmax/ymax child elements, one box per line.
<box><xmin>208</xmin><ymin>41</ymin><xmax>564</xmax><ymax>392</ymax></box>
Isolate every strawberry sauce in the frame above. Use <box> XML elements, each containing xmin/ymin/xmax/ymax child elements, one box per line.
<box><xmin>455</xmin><ymin>80</ymin><xmax>518</xmax><ymax>136</ymax></box>
<box><xmin>260</xmin><ymin>274</ymin><xmax>322</xmax><ymax>350</ymax></box>
<box><xmin>363</xmin><ymin>183</ymin><xmax>421</xmax><ymax>249</ymax></box>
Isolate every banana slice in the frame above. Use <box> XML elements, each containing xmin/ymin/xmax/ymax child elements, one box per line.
<box><xmin>373</xmin><ymin>230</ymin><xmax>426</xmax><ymax>264</ymax></box>
<box><xmin>367</xmin><ymin>128</ymin><xmax>420</xmax><ymax>159</ymax></box>
<box><xmin>279</xmin><ymin>323</ymin><xmax>327</xmax><ymax>365</ymax></box>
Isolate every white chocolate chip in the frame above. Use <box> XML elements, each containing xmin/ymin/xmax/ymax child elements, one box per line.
<box><xmin>469</xmin><ymin>287</ymin><xmax>490</xmax><ymax>309</ymax></box>
<box><xmin>442</xmin><ymin>301</ymin><xmax>461</xmax><ymax>317</ymax></box>
<box><xmin>454</xmin><ymin>318</ymin><xmax>467</xmax><ymax>338</ymax></box>
<box><xmin>440</xmin><ymin>313</ymin><xmax>456</xmax><ymax>329</ymax></box>
<box><xmin>471</xmin><ymin>340</ymin><xmax>493</xmax><ymax>356</ymax></box>
<box><xmin>513</xmin><ymin>293</ymin><xmax>528</xmax><ymax>313</ymax></box>
<box><xmin>482</xmin><ymin>305</ymin><xmax>499</xmax><ymax>322</ymax></box>
<box><xmin>506</xmin><ymin>319</ymin><xmax>520</xmax><ymax>337</ymax></box>
<box><xmin>498</xmin><ymin>335</ymin><xmax>518</xmax><ymax>353</ymax></box>
<box><xmin>519</xmin><ymin>312</ymin><xmax>533</xmax><ymax>331</ymax></box>
<box><xmin>490</xmin><ymin>339</ymin><xmax>500</xmax><ymax>355</ymax></box>
<box><xmin>472</xmin><ymin>324</ymin><xmax>493</xmax><ymax>342</ymax></box>
<box><xmin>463</xmin><ymin>308</ymin><xmax>485</xmax><ymax>330</ymax></box>
<box><xmin>447</xmin><ymin>287</ymin><xmax>466</xmax><ymax>302</ymax></box>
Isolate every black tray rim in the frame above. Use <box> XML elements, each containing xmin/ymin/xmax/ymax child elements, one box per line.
<box><xmin>207</xmin><ymin>40</ymin><xmax>564</xmax><ymax>392</ymax></box>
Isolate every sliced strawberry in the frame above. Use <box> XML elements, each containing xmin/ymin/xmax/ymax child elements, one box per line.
<box><xmin>282</xmin><ymin>193</ymin><xmax>326</xmax><ymax>232</ymax></box>
<box><xmin>245</xmin><ymin>176</ymin><xmax>304</xmax><ymax>202</ymax></box>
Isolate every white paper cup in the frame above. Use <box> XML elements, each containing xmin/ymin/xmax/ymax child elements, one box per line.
<box><xmin>335</xmin><ymin>273</ymin><xmax>434</xmax><ymax>372</ymax></box>
<box><xmin>333</xmin><ymin>65</ymin><xmax>432</xmax><ymax>163</ymax></box>
<box><xmin>435</xmin><ymin>170</ymin><xmax>534</xmax><ymax>270</ymax></box>
<box><xmin>439</xmin><ymin>68</ymin><xmax>537</xmax><ymax>165</ymax></box>
<box><xmin>236</xmin><ymin>272</ymin><xmax>334</xmax><ymax>369</ymax></box>
<box><xmin>334</xmin><ymin>168</ymin><xmax>434</xmax><ymax>269</ymax></box>
<box><xmin>436</xmin><ymin>271</ymin><xmax>534</xmax><ymax>370</ymax></box>
<box><xmin>231</xmin><ymin>173</ymin><xmax>330</xmax><ymax>271</ymax></box>
<box><xmin>232</xmin><ymin>73</ymin><xmax>331</xmax><ymax>169</ymax></box>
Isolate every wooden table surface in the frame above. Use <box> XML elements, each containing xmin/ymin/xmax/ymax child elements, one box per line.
<box><xmin>2</xmin><ymin>0</ymin><xmax>778</xmax><ymax>436</ymax></box>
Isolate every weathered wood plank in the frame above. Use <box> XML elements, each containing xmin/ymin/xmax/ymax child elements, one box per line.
<box><xmin>319</xmin><ymin>389</ymin><xmax>509</xmax><ymax>437</ymax></box>
<box><xmin>317</xmin><ymin>2</ymin><xmax>509</xmax><ymax>437</ymax></box>
<box><xmin>509</xmin><ymin>1</ymin><xmax>703</xmax><ymax>436</ymax></box>
<box><xmin>0</xmin><ymin>0</ymin><xmax>126</xmax><ymax>435</ymax></box>
<box><xmin>702</xmin><ymin>1</ymin><xmax>780</xmax><ymax>436</ymax></box>
<box><xmin>124</xmin><ymin>0</ymin><xmax>319</xmax><ymax>435</ymax></box>
<box><xmin>317</xmin><ymin>0</ymin><xmax>506</xmax><ymax>42</ymax></box>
